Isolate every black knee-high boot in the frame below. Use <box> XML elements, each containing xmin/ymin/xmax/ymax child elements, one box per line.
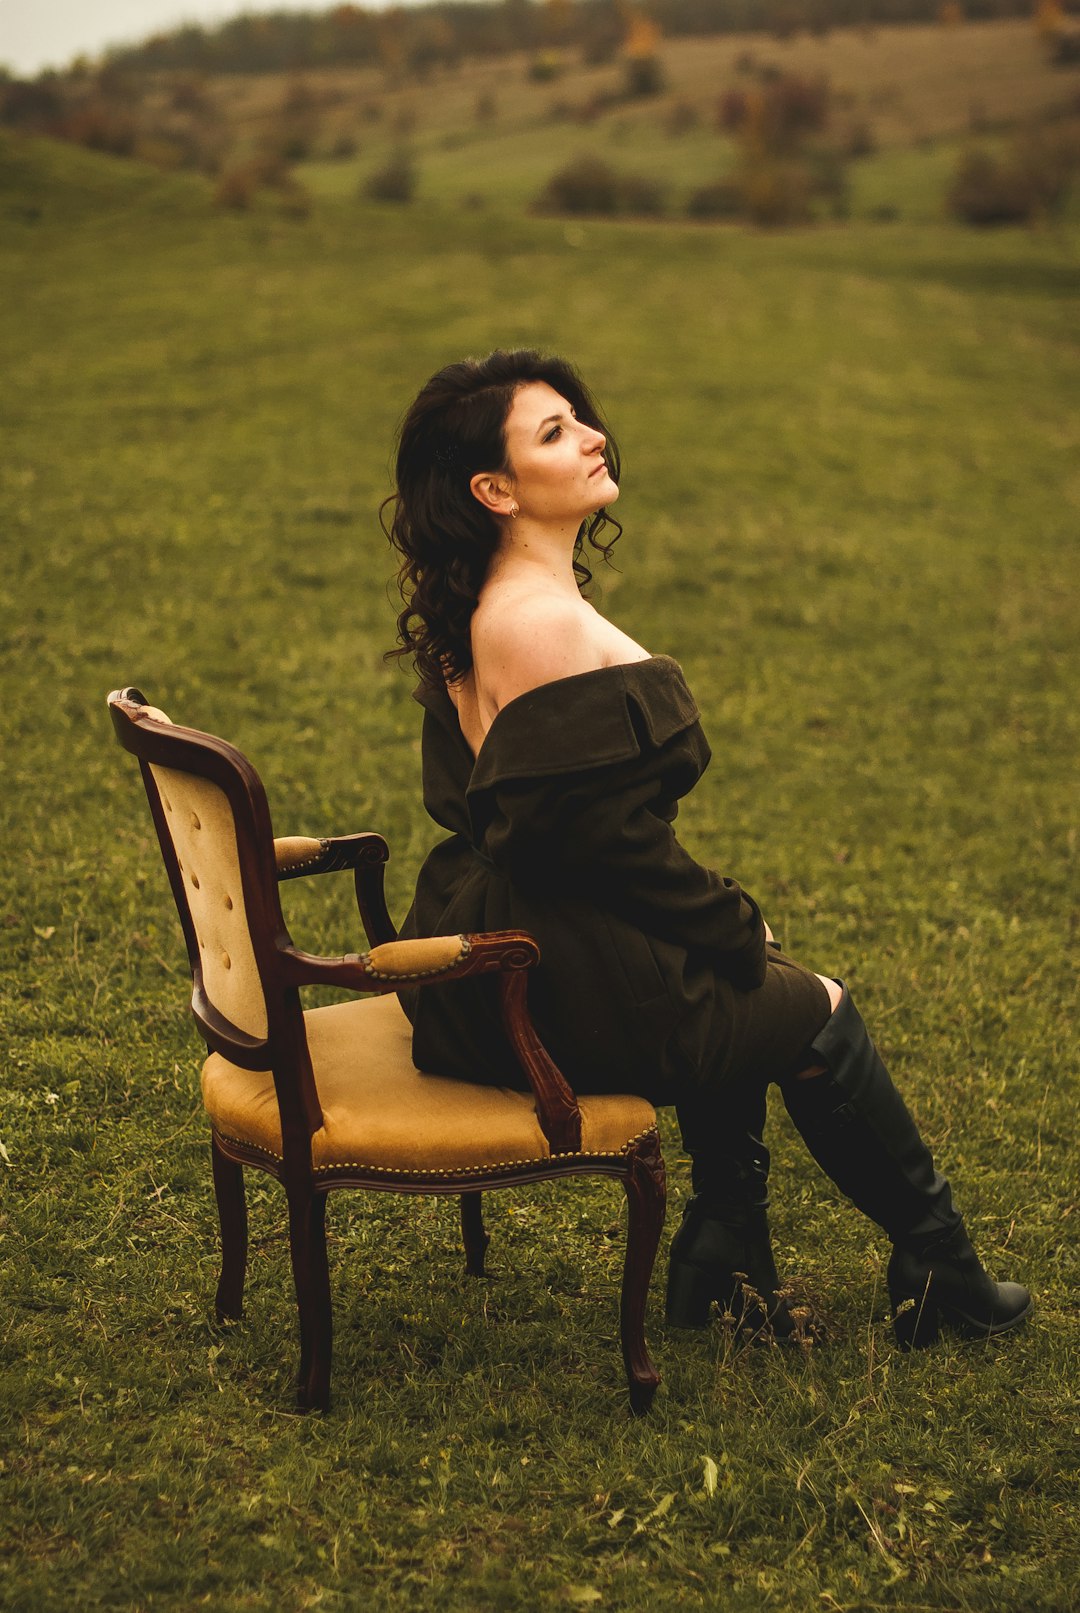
<box><xmin>666</xmin><ymin>1084</ymin><xmax>795</xmax><ymax>1338</ymax></box>
<box><xmin>780</xmin><ymin>985</ymin><xmax>1031</xmax><ymax>1348</ymax></box>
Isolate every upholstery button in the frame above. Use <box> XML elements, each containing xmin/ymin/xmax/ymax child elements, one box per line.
<box><xmin>191</xmin><ymin>872</ymin><xmax>200</xmax><ymax>889</ymax></box>
<box><xmin>191</xmin><ymin>812</ymin><xmax>201</xmax><ymax>830</ymax></box>
<box><xmin>224</xmin><ymin>894</ymin><xmax>233</xmax><ymax>910</ymax></box>
<box><xmin>162</xmin><ymin>795</ymin><xmax>172</xmax><ymax>812</ymax></box>
<box><xmin>222</xmin><ymin>951</ymin><xmax>231</xmax><ymax>970</ymax></box>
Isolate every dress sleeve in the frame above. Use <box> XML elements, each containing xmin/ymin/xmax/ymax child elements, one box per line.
<box><xmin>484</xmin><ymin>747</ymin><xmax>768</xmax><ymax>991</ymax></box>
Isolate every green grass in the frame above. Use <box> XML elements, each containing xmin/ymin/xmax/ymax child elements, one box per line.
<box><xmin>2</xmin><ymin>131</ymin><xmax>1079</xmax><ymax>1611</ymax></box>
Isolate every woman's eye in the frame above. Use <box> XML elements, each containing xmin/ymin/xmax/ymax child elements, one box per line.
<box><xmin>544</xmin><ymin>425</ymin><xmax>562</xmax><ymax>442</ymax></box>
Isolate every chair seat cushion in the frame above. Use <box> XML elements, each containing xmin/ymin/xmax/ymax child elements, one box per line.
<box><xmin>201</xmin><ymin>993</ymin><xmax>657</xmax><ymax>1175</ymax></box>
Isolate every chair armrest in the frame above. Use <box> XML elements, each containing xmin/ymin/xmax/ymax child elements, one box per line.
<box><xmin>275</xmin><ymin>832</ymin><xmax>388</xmax><ymax>879</ymax></box>
<box><xmin>277</xmin><ymin>931</ymin><xmax>582</xmax><ymax>1153</ymax></box>
<box><xmin>278</xmin><ymin>930</ymin><xmax>537</xmax><ymax>992</ymax></box>
<box><xmin>274</xmin><ymin>832</ymin><xmax>396</xmax><ymax>947</ymax></box>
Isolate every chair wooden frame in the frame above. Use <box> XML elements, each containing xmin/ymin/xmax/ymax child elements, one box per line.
<box><xmin>109</xmin><ymin>687</ymin><xmax>665</xmax><ymax>1413</ymax></box>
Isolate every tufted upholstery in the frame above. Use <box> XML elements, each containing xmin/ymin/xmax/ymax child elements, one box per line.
<box><xmin>149</xmin><ymin>763</ymin><xmax>269</xmax><ymax>1040</ymax></box>
<box><xmin>202</xmin><ymin>991</ymin><xmax>658</xmax><ymax>1173</ymax></box>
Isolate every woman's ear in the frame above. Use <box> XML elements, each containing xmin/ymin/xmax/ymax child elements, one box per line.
<box><xmin>470</xmin><ymin>471</ymin><xmax>516</xmax><ymax>518</ymax></box>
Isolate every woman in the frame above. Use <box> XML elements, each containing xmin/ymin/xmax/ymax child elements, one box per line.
<box><xmin>385</xmin><ymin>348</ymin><xmax>1030</xmax><ymax>1349</ymax></box>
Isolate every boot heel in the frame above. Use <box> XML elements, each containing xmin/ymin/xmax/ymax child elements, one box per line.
<box><xmin>891</xmin><ymin>1283</ymin><xmax>940</xmax><ymax>1350</ymax></box>
<box><xmin>665</xmin><ymin>1262</ymin><xmax>714</xmax><ymax>1328</ymax></box>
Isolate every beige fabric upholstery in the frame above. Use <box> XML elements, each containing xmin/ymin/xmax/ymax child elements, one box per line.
<box><xmin>363</xmin><ymin>935</ymin><xmax>468</xmax><ymax>980</ymax></box>
<box><xmin>274</xmin><ymin>836</ymin><xmax>326</xmax><ymax>873</ymax></box>
<box><xmin>201</xmin><ymin>992</ymin><xmax>657</xmax><ymax>1173</ymax></box>
<box><xmin>150</xmin><ymin>764</ymin><xmax>269</xmax><ymax>1040</ymax></box>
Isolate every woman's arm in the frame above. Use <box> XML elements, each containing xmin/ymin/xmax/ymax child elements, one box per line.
<box><xmin>489</xmin><ymin>756</ymin><xmax>769</xmax><ymax>991</ymax></box>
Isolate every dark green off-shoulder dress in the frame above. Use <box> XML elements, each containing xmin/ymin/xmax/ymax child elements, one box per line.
<box><xmin>398</xmin><ymin>655</ymin><xmax>831</xmax><ymax>1104</ymax></box>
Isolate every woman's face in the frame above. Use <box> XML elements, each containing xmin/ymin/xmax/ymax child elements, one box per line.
<box><xmin>499</xmin><ymin>380</ymin><xmax>618</xmax><ymax>524</ymax></box>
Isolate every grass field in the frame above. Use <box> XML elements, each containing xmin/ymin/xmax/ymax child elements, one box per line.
<box><xmin>1</xmin><ymin>124</ymin><xmax>1079</xmax><ymax>1611</ymax></box>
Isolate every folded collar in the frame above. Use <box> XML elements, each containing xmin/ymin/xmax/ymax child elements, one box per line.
<box><xmin>413</xmin><ymin>655</ymin><xmax>700</xmax><ymax>790</ymax></box>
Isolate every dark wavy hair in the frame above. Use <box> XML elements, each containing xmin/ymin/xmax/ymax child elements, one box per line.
<box><xmin>383</xmin><ymin>348</ymin><xmax>622</xmax><ymax>687</ymax></box>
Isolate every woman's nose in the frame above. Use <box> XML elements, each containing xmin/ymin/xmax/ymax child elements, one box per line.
<box><xmin>585</xmin><ymin>428</ymin><xmax>605</xmax><ymax>454</ymax></box>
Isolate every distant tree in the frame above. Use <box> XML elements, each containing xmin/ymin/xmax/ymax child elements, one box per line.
<box><xmin>1034</xmin><ymin>0</ymin><xmax>1066</xmax><ymax>39</ymax></box>
<box><xmin>364</xmin><ymin>149</ymin><xmax>417</xmax><ymax>202</ymax></box>
<box><xmin>622</xmin><ymin>10</ymin><xmax>664</xmax><ymax>98</ymax></box>
<box><xmin>0</xmin><ymin>78</ymin><xmax>63</xmax><ymax>131</ymax></box>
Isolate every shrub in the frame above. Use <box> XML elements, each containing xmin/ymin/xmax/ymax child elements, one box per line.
<box><xmin>474</xmin><ymin>91</ymin><xmax>497</xmax><ymax>124</ymax></box>
<box><xmin>718</xmin><ymin>72</ymin><xmax>828</xmax><ymax>153</ymax></box>
<box><xmin>133</xmin><ymin>135</ymin><xmax>187</xmax><ymax>172</ymax></box>
<box><xmin>277</xmin><ymin>180</ymin><xmax>312</xmax><ymax>219</ymax></box>
<box><xmin>624</xmin><ymin>55</ymin><xmax>664</xmax><ymax>99</ymax></box>
<box><xmin>809</xmin><ymin>148</ymin><xmax>851</xmax><ymax>217</ymax></box>
<box><xmin>535</xmin><ymin>156</ymin><xmax>666</xmax><ymax>218</ymax></box>
<box><xmin>577</xmin><ymin>95</ymin><xmax>608</xmax><ymax>123</ymax></box>
<box><xmin>276</xmin><ymin>123</ymin><xmax>315</xmax><ymax>162</ymax></box>
<box><xmin>946</xmin><ymin>124</ymin><xmax>1079</xmax><ymax>226</ymax></box>
<box><xmin>616</xmin><ymin>172</ymin><xmax>667</xmax><ymax>216</ymax></box>
<box><xmin>536</xmin><ymin>154</ymin><xmax>620</xmax><ymax>215</ymax></box>
<box><xmin>364</xmin><ymin>150</ymin><xmax>416</xmax><ymax>204</ymax></box>
<box><xmin>580</xmin><ymin>24</ymin><xmax>621</xmax><ymax>67</ymax></box>
<box><xmin>168</xmin><ymin>76</ymin><xmax>210</xmax><ymax>115</ymax></box>
<box><xmin>665</xmin><ymin>99</ymin><xmax>699</xmax><ymax>136</ymax></box>
<box><xmin>1050</xmin><ymin>30</ymin><xmax>1080</xmax><ymax>65</ymax></box>
<box><xmin>214</xmin><ymin>155</ymin><xmax>312</xmax><ymax>215</ymax></box>
<box><xmin>946</xmin><ymin>151</ymin><xmax>1035</xmax><ymax>225</ymax></box>
<box><xmin>1014</xmin><ymin>117</ymin><xmax>1080</xmax><ymax>213</ymax></box>
<box><xmin>717</xmin><ymin>88</ymin><xmax>748</xmax><ymax>134</ymax></box>
<box><xmin>213</xmin><ymin>161</ymin><xmax>261</xmax><ymax>210</ymax></box>
<box><xmin>838</xmin><ymin>119</ymin><xmax>876</xmax><ymax>158</ymax></box>
<box><xmin>685</xmin><ymin>179</ymin><xmax>742</xmax><ymax>220</ymax></box>
<box><xmin>329</xmin><ymin>132</ymin><xmax>359</xmax><ymax>159</ymax></box>
<box><xmin>762</xmin><ymin>74</ymin><xmax>830</xmax><ymax>150</ymax></box>
<box><xmin>59</xmin><ymin>100</ymin><xmax>139</xmax><ymax>157</ymax></box>
<box><xmin>0</xmin><ymin>78</ymin><xmax>63</xmax><ymax>131</ymax></box>
<box><xmin>739</xmin><ymin>158</ymin><xmax>814</xmax><ymax>226</ymax></box>
<box><xmin>528</xmin><ymin>53</ymin><xmax>564</xmax><ymax>84</ymax></box>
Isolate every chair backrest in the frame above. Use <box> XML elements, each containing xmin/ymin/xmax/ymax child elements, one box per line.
<box><xmin>108</xmin><ymin>687</ymin><xmax>300</xmax><ymax>1073</ymax></box>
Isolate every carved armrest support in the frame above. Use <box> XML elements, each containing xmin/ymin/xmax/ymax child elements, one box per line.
<box><xmin>277</xmin><ymin>930</ymin><xmax>582</xmax><ymax>1154</ymax></box>
<box><xmin>274</xmin><ymin>831</ymin><xmax>396</xmax><ymax>947</ymax></box>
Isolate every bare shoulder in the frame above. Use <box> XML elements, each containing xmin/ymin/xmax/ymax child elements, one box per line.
<box><xmin>472</xmin><ymin>589</ymin><xmax>603</xmax><ymax>711</ymax></box>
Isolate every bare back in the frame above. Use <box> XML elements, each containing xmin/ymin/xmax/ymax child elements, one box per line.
<box><xmin>448</xmin><ymin>578</ymin><xmax>651</xmax><ymax>760</ymax></box>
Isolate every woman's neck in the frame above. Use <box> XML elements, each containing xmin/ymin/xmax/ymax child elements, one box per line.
<box><xmin>488</xmin><ymin>520</ymin><xmax>580</xmax><ymax>594</ymax></box>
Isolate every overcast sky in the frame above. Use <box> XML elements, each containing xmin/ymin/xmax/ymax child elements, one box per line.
<box><xmin>0</xmin><ymin>1</ymin><xmax>416</xmax><ymax>77</ymax></box>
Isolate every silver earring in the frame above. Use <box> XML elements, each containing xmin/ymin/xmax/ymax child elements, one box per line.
<box><xmin>510</xmin><ymin>504</ymin><xmax>519</xmax><ymax>519</ymax></box>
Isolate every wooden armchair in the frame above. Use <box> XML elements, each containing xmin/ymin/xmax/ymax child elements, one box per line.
<box><xmin>108</xmin><ymin>688</ymin><xmax>665</xmax><ymax>1413</ymax></box>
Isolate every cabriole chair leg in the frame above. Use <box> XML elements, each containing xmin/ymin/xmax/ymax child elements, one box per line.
<box><xmin>461</xmin><ymin>1191</ymin><xmax>490</xmax><ymax>1277</ymax></box>
<box><xmin>211</xmin><ymin>1134</ymin><xmax>247</xmax><ymax>1323</ymax></box>
<box><xmin>287</xmin><ymin>1190</ymin><xmax>332</xmax><ymax>1412</ymax></box>
<box><xmin>621</xmin><ymin>1133</ymin><xmax>666</xmax><ymax>1414</ymax></box>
